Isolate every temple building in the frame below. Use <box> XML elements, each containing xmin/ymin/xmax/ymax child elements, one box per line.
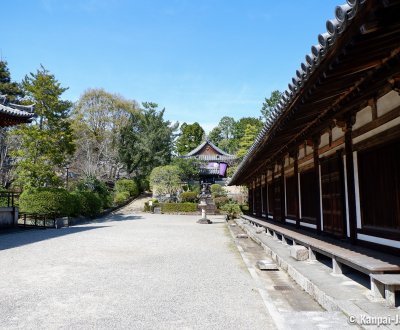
<box><xmin>0</xmin><ymin>95</ymin><xmax>35</xmax><ymax>127</ymax></box>
<box><xmin>230</xmin><ymin>0</ymin><xmax>400</xmax><ymax>253</ymax></box>
<box><xmin>182</xmin><ymin>139</ymin><xmax>237</xmax><ymax>184</ymax></box>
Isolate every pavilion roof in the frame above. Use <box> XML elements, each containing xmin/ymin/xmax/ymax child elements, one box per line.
<box><xmin>0</xmin><ymin>95</ymin><xmax>35</xmax><ymax>127</ymax></box>
<box><xmin>230</xmin><ymin>0</ymin><xmax>400</xmax><ymax>185</ymax></box>
<box><xmin>183</xmin><ymin>139</ymin><xmax>237</xmax><ymax>162</ymax></box>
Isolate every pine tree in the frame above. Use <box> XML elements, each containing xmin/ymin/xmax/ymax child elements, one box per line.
<box><xmin>0</xmin><ymin>60</ymin><xmax>24</xmax><ymax>102</ymax></box>
<box><xmin>12</xmin><ymin>66</ymin><xmax>75</xmax><ymax>188</ymax></box>
<box><xmin>236</xmin><ymin>124</ymin><xmax>259</xmax><ymax>159</ymax></box>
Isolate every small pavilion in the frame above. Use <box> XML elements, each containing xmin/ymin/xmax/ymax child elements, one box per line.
<box><xmin>0</xmin><ymin>95</ymin><xmax>35</xmax><ymax>127</ymax></box>
<box><xmin>182</xmin><ymin>139</ymin><xmax>237</xmax><ymax>184</ymax></box>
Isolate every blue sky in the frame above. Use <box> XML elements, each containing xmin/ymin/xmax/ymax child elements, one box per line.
<box><xmin>2</xmin><ymin>0</ymin><xmax>339</xmax><ymax>132</ymax></box>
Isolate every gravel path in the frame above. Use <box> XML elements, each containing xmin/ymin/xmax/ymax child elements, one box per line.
<box><xmin>0</xmin><ymin>212</ymin><xmax>274</xmax><ymax>329</ymax></box>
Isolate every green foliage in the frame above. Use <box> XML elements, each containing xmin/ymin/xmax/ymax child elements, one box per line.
<box><xmin>220</xmin><ymin>201</ymin><xmax>242</xmax><ymax>219</ymax></box>
<box><xmin>76</xmin><ymin>176</ymin><xmax>112</xmax><ymax>209</ymax></box>
<box><xmin>227</xmin><ymin>164</ymin><xmax>238</xmax><ymax>178</ymax></box>
<box><xmin>170</xmin><ymin>157</ymin><xmax>200</xmax><ymax>181</ymax></box>
<box><xmin>180</xmin><ymin>191</ymin><xmax>198</xmax><ymax>203</ymax></box>
<box><xmin>208</xmin><ymin>127</ymin><xmax>223</xmax><ymax>146</ymax></box>
<box><xmin>240</xmin><ymin>204</ymin><xmax>249</xmax><ymax>212</ymax></box>
<box><xmin>210</xmin><ymin>184</ymin><xmax>226</xmax><ymax>198</ymax></box>
<box><xmin>74</xmin><ymin>191</ymin><xmax>103</xmax><ymax>217</ymax></box>
<box><xmin>261</xmin><ymin>90</ymin><xmax>282</xmax><ymax>121</ymax></box>
<box><xmin>143</xmin><ymin>199</ymin><xmax>160</xmax><ymax>212</ymax></box>
<box><xmin>214</xmin><ymin>196</ymin><xmax>229</xmax><ymax>209</ymax></box>
<box><xmin>19</xmin><ymin>188</ymin><xmax>78</xmax><ymax>216</ymax></box>
<box><xmin>115</xmin><ymin>179</ymin><xmax>139</xmax><ymax>197</ymax></box>
<box><xmin>236</xmin><ymin>124</ymin><xmax>259</xmax><ymax>159</ymax></box>
<box><xmin>138</xmin><ymin>178</ymin><xmax>150</xmax><ymax>192</ymax></box>
<box><xmin>118</xmin><ymin>102</ymin><xmax>178</xmax><ymax>178</ymax></box>
<box><xmin>161</xmin><ymin>202</ymin><xmax>197</xmax><ymax>213</ymax></box>
<box><xmin>176</xmin><ymin>122</ymin><xmax>205</xmax><ymax>155</ymax></box>
<box><xmin>0</xmin><ymin>61</ymin><xmax>24</xmax><ymax>102</ymax></box>
<box><xmin>12</xmin><ymin>66</ymin><xmax>75</xmax><ymax>188</ymax></box>
<box><xmin>114</xmin><ymin>191</ymin><xmax>130</xmax><ymax>205</ymax></box>
<box><xmin>149</xmin><ymin>165</ymin><xmax>182</xmax><ymax>196</ymax></box>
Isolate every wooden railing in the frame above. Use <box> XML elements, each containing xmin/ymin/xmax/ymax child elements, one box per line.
<box><xmin>18</xmin><ymin>213</ymin><xmax>57</xmax><ymax>228</ymax></box>
<box><xmin>0</xmin><ymin>191</ymin><xmax>19</xmax><ymax>208</ymax></box>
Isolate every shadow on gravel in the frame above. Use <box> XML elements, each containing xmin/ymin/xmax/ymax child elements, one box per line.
<box><xmin>0</xmin><ymin>226</ymin><xmax>108</xmax><ymax>251</ymax></box>
<box><xmin>98</xmin><ymin>214</ymin><xmax>144</xmax><ymax>222</ymax></box>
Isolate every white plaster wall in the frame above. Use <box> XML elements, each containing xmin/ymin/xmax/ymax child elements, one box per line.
<box><xmin>299</xmin><ymin>147</ymin><xmax>305</xmax><ymax>159</ymax></box>
<box><xmin>353</xmin><ymin>105</ymin><xmax>372</xmax><ymax>130</ymax></box>
<box><xmin>377</xmin><ymin>90</ymin><xmax>400</xmax><ymax>117</ymax></box>
<box><xmin>332</xmin><ymin>126</ymin><xmax>344</xmax><ymax>141</ymax></box>
<box><xmin>320</xmin><ymin>132</ymin><xmax>329</xmax><ymax>148</ymax></box>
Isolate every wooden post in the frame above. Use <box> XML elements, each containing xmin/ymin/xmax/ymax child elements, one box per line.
<box><xmin>271</xmin><ymin>165</ymin><xmax>276</xmax><ymax>221</ymax></box>
<box><xmin>313</xmin><ymin>136</ymin><xmax>322</xmax><ymax>234</ymax></box>
<box><xmin>292</xmin><ymin>148</ymin><xmax>300</xmax><ymax>229</ymax></box>
<box><xmin>345</xmin><ymin>115</ymin><xmax>357</xmax><ymax>244</ymax></box>
<box><xmin>280</xmin><ymin>159</ymin><xmax>286</xmax><ymax>223</ymax></box>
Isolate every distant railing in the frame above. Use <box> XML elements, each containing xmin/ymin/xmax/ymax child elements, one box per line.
<box><xmin>0</xmin><ymin>191</ymin><xmax>20</xmax><ymax>208</ymax></box>
<box><xmin>18</xmin><ymin>213</ymin><xmax>57</xmax><ymax>228</ymax></box>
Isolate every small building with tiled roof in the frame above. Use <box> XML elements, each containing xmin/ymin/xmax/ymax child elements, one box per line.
<box><xmin>0</xmin><ymin>95</ymin><xmax>35</xmax><ymax>127</ymax></box>
<box><xmin>182</xmin><ymin>139</ymin><xmax>238</xmax><ymax>183</ymax></box>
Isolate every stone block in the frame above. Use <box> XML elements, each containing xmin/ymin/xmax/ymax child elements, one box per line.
<box><xmin>256</xmin><ymin>259</ymin><xmax>279</xmax><ymax>270</ymax></box>
<box><xmin>256</xmin><ymin>227</ymin><xmax>266</xmax><ymax>234</ymax></box>
<box><xmin>237</xmin><ymin>234</ymin><xmax>248</xmax><ymax>239</ymax></box>
<box><xmin>290</xmin><ymin>245</ymin><xmax>309</xmax><ymax>261</ymax></box>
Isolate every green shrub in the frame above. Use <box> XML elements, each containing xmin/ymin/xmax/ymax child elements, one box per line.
<box><xmin>160</xmin><ymin>202</ymin><xmax>197</xmax><ymax>213</ymax></box>
<box><xmin>114</xmin><ymin>191</ymin><xmax>130</xmax><ymax>205</ymax></box>
<box><xmin>180</xmin><ymin>191</ymin><xmax>198</xmax><ymax>203</ymax></box>
<box><xmin>240</xmin><ymin>204</ymin><xmax>249</xmax><ymax>212</ymax></box>
<box><xmin>144</xmin><ymin>199</ymin><xmax>160</xmax><ymax>212</ymax></box>
<box><xmin>115</xmin><ymin>179</ymin><xmax>139</xmax><ymax>197</ymax></box>
<box><xmin>138</xmin><ymin>178</ymin><xmax>150</xmax><ymax>193</ymax></box>
<box><xmin>76</xmin><ymin>176</ymin><xmax>112</xmax><ymax>209</ymax></box>
<box><xmin>214</xmin><ymin>196</ymin><xmax>229</xmax><ymax>209</ymax></box>
<box><xmin>210</xmin><ymin>184</ymin><xmax>226</xmax><ymax>198</ymax></box>
<box><xmin>19</xmin><ymin>188</ymin><xmax>78</xmax><ymax>216</ymax></box>
<box><xmin>74</xmin><ymin>191</ymin><xmax>102</xmax><ymax>217</ymax></box>
<box><xmin>220</xmin><ymin>201</ymin><xmax>242</xmax><ymax>219</ymax></box>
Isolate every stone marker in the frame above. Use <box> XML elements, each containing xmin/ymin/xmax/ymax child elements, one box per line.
<box><xmin>256</xmin><ymin>259</ymin><xmax>279</xmax><ymax>270</ymax></box>
<box><xmin>237</xmin><ymin>234</ymin><xmax>248</xmax><ymax>239</ymax></box>
<box><xmin>230</xmin><ymin>223</ymin><xmax>237</xmax><ymax>227</ymax></box>
<box><xmin>255</xmin><ymin>227</ymin><xmax>266</xmax><ymax>234</ymax></box>
<box><xmin>289</xmin><ymin>245</ymin><xmax>309</xmax><ymax>261</ymax></box>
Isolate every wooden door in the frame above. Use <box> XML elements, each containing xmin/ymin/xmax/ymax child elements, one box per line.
<box><xmin>320</xmin><ymin>153</ymin><xmax>346</xmax><ymax>237</ymax></box>
<box><xmin>273</xmin><ymin>178</ymin><xmax>282</xmax><ymax>221</ymax></box>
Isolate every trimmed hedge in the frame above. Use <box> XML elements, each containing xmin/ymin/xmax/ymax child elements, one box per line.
<box><xmin>210</xmin><ymin>184</ymin><xmax>226</xmax><ymax>198</ymax></box>
<box><xmin>75</xmin><ymin>191</ymin><xmax>103</xmax><ymax>217</ymax></box>
<box><xmin>180</xmin><ymin>191</ymin><xmax>198</xmax><ymax>203</ymax></box>
<box><xmin>161</xmin><ymin>202</ymin><xmax>197</xmax><ymax>213</ymax></box>
<box><xmin>214</xmin><ymin>196</ymin><xmax>229</xmax><ymax>209</ymax></box>
<box><xmin>115</xmin><ymin>179</ymin><xmax>139</xmax><ymax>197</ymax></box>
<box><xmin>114</xmin><ymin>191</ymin><xmax>130</xmax><ymax>205</ymax></box>
<box><xmin>220</xmin><ymin>202</ymin><xmax>242</xmax><ymax>219</ymax></box>
<box><xmin>19</xmin><ymin>188</ymin><xmax>77</xmax><ymax>216</ymax></box>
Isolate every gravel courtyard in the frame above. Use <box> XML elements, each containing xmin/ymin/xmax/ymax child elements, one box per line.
<box><xmin>0</xmin><ymin>212</ymin><xmax>274</xmax><ymax>329</ymax></box>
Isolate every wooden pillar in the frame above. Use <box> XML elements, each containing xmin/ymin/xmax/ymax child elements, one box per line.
<box><xmin>271</xmin><ymin>165</ymin><xmax>276</xmax><ymax>221</ymax></box>
<box><xmin>280</xmin><ymin>159</ymin><xmax>285</xmax><ymax>223</ymax></box>
<box><xmin>345</xmin><ymin>115</ymin><xmax>357</xmax><ymax>244</ymax></box>
<box><xmin>313</xmin><ymin>136</ymin><xmax>322</xmax><ymax>234</ymax></box>
<box><xmin>248</xmin><ymin>184</ymin><xmax>253</xmax><ymax>214</ymax></box>
<box><xmin>291</xmin><ymin>148</ymin><xmax>300</xmax><ymax>229</ymax></box>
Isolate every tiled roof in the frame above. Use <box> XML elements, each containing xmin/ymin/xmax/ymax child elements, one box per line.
<box><xmin>185</xmin><ymin>139</ymin><xmax>235</xmax><ymax>157</ymax></box>
<box><xmin>0</xmin><ymin>95</ymin><xmax>35</xmax><ymax>120</ymax></box>
<box><xmin>187</xmin><ymin>154</ymin><xmax>236</xmax><ymax>162</ymax></box>
<box><xmin>230</xmin><ymin>0</ymin><xmax>365</xmax><ymax>185</ymax></box>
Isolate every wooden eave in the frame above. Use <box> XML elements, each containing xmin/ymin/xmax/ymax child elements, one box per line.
<box><xmin>232</xmin><ymin>0</ymin><xmax>400</xmax><ymax>186</ymax></box>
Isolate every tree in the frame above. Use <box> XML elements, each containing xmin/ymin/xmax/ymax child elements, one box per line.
<box><xmin>236</xmin><ymin>124</ymin><xmax>259</xmax><ymax>159</ymax></box>
<box><xmin>149</xmin><ymin>165</ymin><xmax>182</xmax><ymax>196</ymax></box>
<box><xmin>0</xmin><ymin>61</ymin><xmax>24</xmax><ymax>187</ymax></box>
<box><xmin>118</xmin><ymin>102</ymin><xmax>178</xmax><ymax>179</ymax></box>
<box><xmin>261</xmin><ymin>90</ymin><xmax>282</xmax><ymax>121</ymax></box>
<box><xmin>170</xmin><ymin>157</ymin><xmax>200</xmax><ymax>182</ymax></box>
<box><xmin>208</xmin><ymin>126</ymin><xmax>223</xmax><ymax>146</ymax></box>
<box><xmin>218</xmin><ymin>116</ymin><xmax>235</xmax><ymax>139</ymax></box>
<box><xmin>0</xmin><ymin>61</ymin><xmax>24</xmax><ymax>102</ymax></box>
<box><xmin>71</xmin><ymin>89</ymin><xmax>135</xmax><ymax>180</ymax></box>
<box><xmin>12</xmin><ymin>66</ymin><xmax>75</xmax><ymax>188</ymax></box>
<box><xmin>175</xmin><ymin>122</ymin><xmax>205</xmax><ymax>155</ymax></box>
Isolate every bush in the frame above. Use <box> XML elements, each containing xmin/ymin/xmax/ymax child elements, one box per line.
<box><xmin>240</xmin><ymin>204</ymin><xmax>249</xmax><ymax>212</ymax></box>
<box><xmin>19</xmin><ymin>188</ymin><xmax>78</xmax><ymax>216</ymax></box>
<box><xmin>214</xmin><ymin>196</ymin><xmax>229</xmax><ymax>209</ymax></box>
<box><xmin>144</xmin><ymin>199</ymin><xmax>160</xmax><ymax>212</ymax></box>
<box><xmin>220</xmin><ymin>201</ymin><xmax>242</xmax><ymax>219</ymax></box>
<box><xmin>180</xmin><ymin>191</ymin><xmax>198</xmax><ymax>203</ymax></box>
<box><xmin>76</xmin><ymin>176</ymin><xmax>112</xmax><ymax>209</ymax></box>
<box><xmin>74</xmin><ymin>191</ymin><xmax>102</xmax><ymax>217</ymax></box>
<box><xmin>160</xmin><ymin>202</ymin><xmax>197</xmax><ymax>213</ymax></box>
<box><xmin>115</xmin><ymin>179</ymin><xmax>139</xmax><ymax>197</ymax></box>
<box><xmin>114</xmin><ymin>191</ymin><xmax>130</xmax><ymax>205</ymax></box>
<box><xmin>138</xmin><ymin>178</ymin><xmax>150</xmax><ymax>193</ymax></box>
<box><xmin>210</xmin><ymin>184</ymin><xmax>226</xmax><ymax>198</ymax></box>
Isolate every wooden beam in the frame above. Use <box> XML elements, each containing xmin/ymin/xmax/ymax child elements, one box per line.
<box><xmin>313</xmin><ymin>136</ymin><xmax>322</xmax><ymax>235</ymax></box>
